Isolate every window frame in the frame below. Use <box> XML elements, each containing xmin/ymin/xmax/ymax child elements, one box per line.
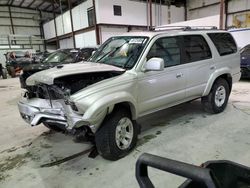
<box><xmin>207</xmin><ymin>32</ymin><xmax>237</xmax><ymax>56</ymax></box>
<box><xmin>113</xmin><ymin>5</ymin><xmax>122</xmax><ymax>16</ymax></box>
<box><xmin>87</xmin><ymin>7</ymin><xmax>95</xmax><ymax>27</ymax></box>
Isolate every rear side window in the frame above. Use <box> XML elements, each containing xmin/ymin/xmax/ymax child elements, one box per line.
<box><xmin>183</xmin><ymin>35</ymin><xmax>212</xmax><ymax>63</ymax></box>
<box><xmin>208</xmin><ymin>33</ymin><xmax>237</xmax><ymax>56</ymax></box>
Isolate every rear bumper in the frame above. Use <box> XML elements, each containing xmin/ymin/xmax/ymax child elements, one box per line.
<box><xmin>18</xmin><ymin>98</ymin><xmax>83</xmax><ymax>130</ymax></box>
<box><xmin>232</xmin><ymin>71</ymin><xmax>241</xmax><ymax>83</ymax></box>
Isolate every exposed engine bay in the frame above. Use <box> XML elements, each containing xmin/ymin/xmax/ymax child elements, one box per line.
<box><xmin>25</xmin><ymin>71</ymin><xmax>124</xmax><ymax>100</ymax></box>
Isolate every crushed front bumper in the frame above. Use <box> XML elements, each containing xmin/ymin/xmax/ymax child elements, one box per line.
<box><xmin>18</xmin><ymin>98</ymin><xmax>84</xmax><ymax>130</ymax></box>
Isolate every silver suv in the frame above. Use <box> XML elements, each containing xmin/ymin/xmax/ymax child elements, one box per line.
<box><xmin>18</xmin><ymin>27</ymin><xmax>241</xmax><ymax>160</ymax></box>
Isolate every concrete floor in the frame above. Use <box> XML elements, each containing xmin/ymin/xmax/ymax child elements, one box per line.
<box><xmin>0</xmin><ymin>78</ymin><xmax>250</xmax><ymax>188</ymax></box>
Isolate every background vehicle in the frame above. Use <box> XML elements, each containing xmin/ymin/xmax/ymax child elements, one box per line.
<box><xmin>20</xmin><ymin>47</ymin><xmax>97</xmax><ymax>89</ymax></box>
<box><xmin>5</xmin><ymin>51</ymin><xmax>34</xmax><ymax>78</ymax></box>
<box><xmin>0</xmin><ymin>63</ymin><xmax>7</xmax><ymax>79</ymax></box>
<box><xmin>240</xmin><ymin>44</ymin><xmax>250</xmax><ymax>78</ymax></box>
<box><xmin>136</xmin><ymin>153</ymin><xmax>250</xmax><ymax>188</ymax></box>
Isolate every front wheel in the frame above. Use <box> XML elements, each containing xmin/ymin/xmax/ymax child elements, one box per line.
<box><xmin>201</xmin><ymin>78</ymin><xmax>230</xmax><ymax>114</ymax></box>
<box><xmin>95</xmin><ymin>108</ymin><xmax>138</xmax><ymax>161</ymax></box>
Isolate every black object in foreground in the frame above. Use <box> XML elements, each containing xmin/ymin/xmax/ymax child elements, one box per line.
<box><xmin>136</xmin><ymin>153</ymin><xmax>250</xmax><ymax>188</ymax></box>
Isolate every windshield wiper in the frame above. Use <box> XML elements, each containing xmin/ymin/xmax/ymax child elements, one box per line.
<box><xmin>96</xmin><ymin>44</ymin><xmax>125</xmax><ymax>63</ymax></box>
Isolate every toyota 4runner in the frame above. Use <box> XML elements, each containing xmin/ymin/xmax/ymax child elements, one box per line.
<box><xmin>18</xmin><ymin>27</ymin><xmax>241</xmax><ymax>160</ymax></box>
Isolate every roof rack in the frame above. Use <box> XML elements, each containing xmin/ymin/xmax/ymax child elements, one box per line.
<box><xmin>152</xmin><ymin>25</ymin><xmax>218</xmax><ymax>31</ymax></box>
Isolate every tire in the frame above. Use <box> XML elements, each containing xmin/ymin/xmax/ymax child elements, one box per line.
<box><xmin>9</xmin><ymin>67</ymin><xmax>16</xmax><ymax>78</ymax></box>
<box><xmin>95</xmin><ymin>107</ymin><xmax>138</xmax><ymax>161</ymax></box>
<box><xmin>201</xmin><ymin>78</ymin><xmax>230</xmax><ymax>114</ymax></box>
<box><xmin>43</xmin><ymin>122</ymin><xmax>65</xmax><ymax>132</ymax></box>
<box><xmin>1</xmin><ymin>69</ymin><xmax>7</xmax><ymax>79</ymax></box>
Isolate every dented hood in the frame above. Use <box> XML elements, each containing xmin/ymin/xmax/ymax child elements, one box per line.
<box><xmin>26</xmin><ymin>62</ymin><xmax>125</xmax><ymax>86</ymax></box>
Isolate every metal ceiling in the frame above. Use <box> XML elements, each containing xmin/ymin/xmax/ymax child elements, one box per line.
<box><xmin>0</xmin><ymin>0</ymin><xmax>81</xmax><ymax>13</ymax></box>
<box><xmin>0</xmin><ymin>0</ymin><xmax>186</xmax><ymax>14</ymax></box>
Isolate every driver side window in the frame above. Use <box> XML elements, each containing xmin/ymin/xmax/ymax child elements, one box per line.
<box><xmin>147</xmin><ymin>37</ymin><xmax>181</xmax><ymax>68</ymax></box>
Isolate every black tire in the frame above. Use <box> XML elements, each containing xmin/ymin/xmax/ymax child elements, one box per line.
<box><xmin>95</xmin><ymin>107</ymin><xmax>138</xmax><ymax>161</ymax></box>
<box><xmin>9</xmin><ymin>67</ymin><xmax>15</xmax><ymax>78</ymax></box>
<box><xmin>43</xmin><ymin>122</ymin><xmax>65</xmax><ymax>132</ymax></box>
<box><xmin>1</xmin><ymin>69</ymin><xmax>7</xmax><ymax>79</ymax></box>
<box><xmin>201</xmin><ymin>78</ymin><xmax>230</xmax><ymax>114</ymax></box>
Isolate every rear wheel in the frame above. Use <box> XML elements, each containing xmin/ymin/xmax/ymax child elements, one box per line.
<box><xmin>95</xmin><ymin>108</ymin><xmax>138</xmax><ymax>161</ymax></box>
<box><xmin>201</xmin><ymin>78</ymin><xmax>230</xmax><ymax>114</ymax></box>
<box><xmin>9</xmin><ymin>67</ymin><xmax>15</xmax><ymax>78</ymax></box>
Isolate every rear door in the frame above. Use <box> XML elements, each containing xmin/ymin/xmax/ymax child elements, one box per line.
<box><xmin>182</xmin><ymin>35</ymin><xmax>213</xmax><ymax>99</ymax></box>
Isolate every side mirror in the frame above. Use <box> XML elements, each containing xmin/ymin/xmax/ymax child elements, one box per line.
<box><xmin>144</xmin><ymin>58</ymin><xmax>164</xmax><ymax>72</ymax></box>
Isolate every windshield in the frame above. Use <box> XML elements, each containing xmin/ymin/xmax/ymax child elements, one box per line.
<box><xmin>89</xmin><ymin>36</ymin><xmax>148</xmax><ymax>69</ymax></box>
<box><xmin>241</xmin><ymin>45</ymin><xmax>250</xmax><ymax>56</ymax></box>
<box><xmin>43</xmin><ymin>50</ymin><xmax>77</xmax><ymax>64</ymax></box>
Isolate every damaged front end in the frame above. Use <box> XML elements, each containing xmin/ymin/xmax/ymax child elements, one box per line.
<box><xmin>18</xmin><ymin>69</ymin><xmax>124</xmax><ymax>133</ymax></box>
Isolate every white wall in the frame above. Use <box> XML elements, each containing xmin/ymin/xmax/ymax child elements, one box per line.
<box><xmin>0</xmin><ymin>6</ymin><xmax>50</xmax><ymax>52</ymax></box>
<box><xmin>43</xmin><ymin>20</ymin><xmax>56</xmax><ymax>39</ymax></box>
<box><xmin>96</xmin><ymin>0</ymin><xmax>185</xmax><ymax>26</ymax></box>
<box><xmin>100</xmin><ymin>26</ymin><xmax>128</xmax><ymax>43</ymax></box>
<box><xmin>187</xmin><ymin>0</ymin><xmax>220</xmax><ymax>20</ymax></box>
<box><xmin>56</xmin><ymin>10</ymin><xmax>72</xmax><ymax>36</ymax></box>
<box><xmin>59</xmin><ymin>37</ymin><xmax>74</xmax><ymax>49</ymax></box>
<box><xmin>230</xmin><ymin>28</ymin><xmax>250</xmax><ymax>48</ymax></box>
<box><xmin>72</xmin><ymin>0</ymin><xmax>93</xmax><ymax>31</ymax></box>
<box><xmin>75</xmin><ymin>30</ymin><xmax>97</xmax><ymax>48</ymax></box>
<box><xmin>166</xmin><ymin>15</ymin><xmax>220</xmax><ymax>28</ymax></box>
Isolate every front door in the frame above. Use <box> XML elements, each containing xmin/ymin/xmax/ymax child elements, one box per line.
<box><xmin>137</xmin><ymin>36</ymin><xmax>187</xmax><ymax>116</ymax></box>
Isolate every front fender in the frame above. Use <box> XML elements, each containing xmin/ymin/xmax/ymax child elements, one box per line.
<box><xmin>82</xmin><ymin>91</ymin><xmax>137</xmax><ymax>124</ymax></box>
<box><xmin>203</xmin><ymin>67</ymin><xmax>231</xmax><ymax>96</ymax></box>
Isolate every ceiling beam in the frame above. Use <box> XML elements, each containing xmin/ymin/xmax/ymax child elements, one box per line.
<box><xmin>27</xmin><ymin>0</ymin><xmax>36</xmax><ymax>8</ymax></box>
<box><xmin>36</xmin><ymin>1</ymin><xmax>46</xmax><ymax>10</ymax></box>
<box><xmin>43</xmin><ymin>3</ymin><xmax>53</xmax><ymax>11</ymax></box>
<box><xmin>19</xmin><ymin>0</ymin><xmax>25</xmax><ymax>7</ymax></box>
<box><xmin>8</xmin><ymin>0</ymin><xmax>14</xmax><ymax>6</ymax></box>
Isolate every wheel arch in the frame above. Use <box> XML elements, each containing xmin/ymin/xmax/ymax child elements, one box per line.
<box><xmin>203</xmin><ymin>69</ymin><xmax>232</xmax><ymax>96</ymax></box>
<box><xmin>112</xmin><ymin>101</ymin><xmax>137</xmax><ymax>120</ymax></box>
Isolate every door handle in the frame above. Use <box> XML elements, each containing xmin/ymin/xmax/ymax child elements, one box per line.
<box><xmin>176</xmin><ymin>73</ymin><xmax>183</xmax><ymax>78</ymax></box>
<box><xmin>210</xmin><ymin>65</ymin><xmax>216</xmax><ymax>70</ymax></box>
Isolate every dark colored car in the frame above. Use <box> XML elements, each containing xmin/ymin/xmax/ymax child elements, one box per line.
<box><xmin>5</xmin><ymin>51</ymin><xmax>34</xmax><ymax>78</ymax></box>
<box><xmin>20</xmin><ymin>47</ymin><xmax>97</xmax><ymax>89</ymax></box>
<box><xmin>32</xmin><ymin>51</ymin><xmax>51</xmax><ymax>63</ymax></box>
<box><xmin>240</xmin><ymin>44</ymin><xmax>250</xmax><ymax>78</ymax></box>
<box><xmin>0</xmin><ymin>63</ymin><xmax>7</xmax><ymax>79</ymax></box>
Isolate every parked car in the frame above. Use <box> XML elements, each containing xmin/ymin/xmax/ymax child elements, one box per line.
<box><xmin>32</xmin><ymin>51</ymin><xmax>51</xmax><ymax>64</ymax></box>
<box><xmin>19</xmin><ymin>47</ymin><xmax>97</xmax><ymax>89</ymax></box>
<box><xmin>18</xmin><ymin>27</ymin><xmax>240</xmax><ymax>160</ymax></box>
<box><xmin>240</xmin><ymin>44</ymin><xmax>250</xmax><ymax>78</ymax></box>
<box><xmin>0</xmin><ymin>63</ymin><xmax>7</xmax><ymax>79</ymax></box>
<box><xmin>5</xmin><ymin>51</ymin><xmax>34</xmax><ymax>78</ymax></box>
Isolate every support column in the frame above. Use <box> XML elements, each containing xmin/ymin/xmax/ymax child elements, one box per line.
<box><xmin>8</xmin><ymin>6</ymin><xmax>15</xmax><ymax>35</ymax></box>
<box><xmin>224</xmin><ymin>0</ymin><xmax>228</xmax><ymax>29</ymax></box>
<box><xmin>52</xmin><ymin>1</ymin><xmax>59</xmax><ymax>49</ymax></box>
<box><xmin>219</xmin><ymin>0</ymin><xmax>225</xmax><ymax>29</ymax></box>
<box><xmin>39</xmin><ymin>10</ymin><xmax>46</xmax><ymax>51</ymax></box>
<box><xmin>149</xmin><ymin>0</ymin><xmax>152</xmax><ymax>30</ymax></box>
<box><xmin>93</xmin><ymin>0</ymin><xmax>100</xmax><ymax>45</ymax></box>
<box><xmin>68</xmin><ymin>0</ymin><xmax>76</xmax><ymax>48</ymax></box>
